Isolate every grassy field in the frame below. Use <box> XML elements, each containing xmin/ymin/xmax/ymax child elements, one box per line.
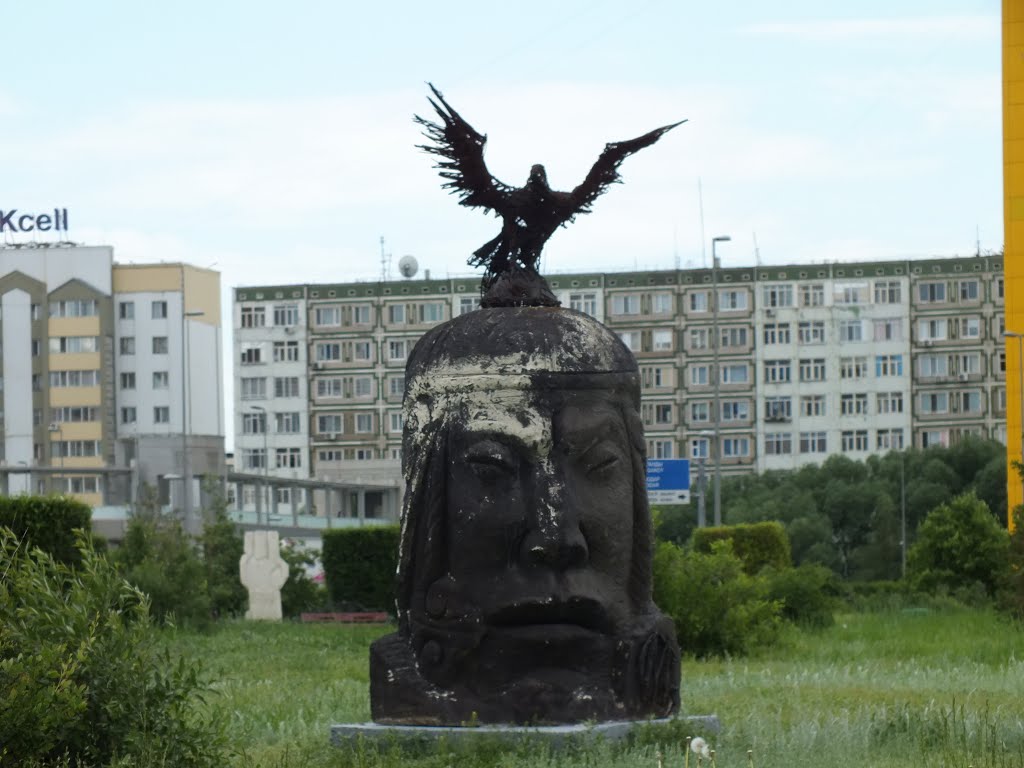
<box><xmin>167</xmin><ymin>608</ymin><xmax>1024</xmax><ymax>768</ymax></box>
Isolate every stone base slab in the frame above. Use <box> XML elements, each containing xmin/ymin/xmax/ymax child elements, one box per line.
<box><xmin>331</xmin><ymin>715</ymin><xmax>721</xmax><ymax>750</ymax></box>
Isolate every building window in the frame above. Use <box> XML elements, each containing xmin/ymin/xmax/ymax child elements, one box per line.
<box><xmin>120</xmin><ymin>372</ymin><xmax>136</xmax><ymax>390</ymax></box>
<box><xmin>240</xmin><ymin>344</ymin><xmax>263</xmax><ymax>365</ymax></box>
<box><xmin>276</xmin><ymin>412</ymin><xmax>301</xmax><ymax>433</ymax></box>
<box><xmin>918</xmin><ymin>354</ymin><xmax>948</xmax><ymax>378</ymax></box>
<box><xmin>153</xmin><ymin>406</ymin><xmax>170</xmax><ymax>424</ymax></box>
<box><xmin>838</xmin><ymin>320</ymin><xmax>863</xmax><ymax>343</ymax></box>
<box><xmin>689</xmin><ymin>328</ymin><xmax>709</xmax><ymax>350</ymax></box>
<box><xmin>763</xmin><ymin>323</ymin><xmax>791</xmax><ymax>345</ymax></box>
<box><xmin>874</xmin><ymin>280</ymin><xmax>902</xmax><ymax>304</ymax></box>
<box><xmin>800</xmin><ymin>395</ymin><xmax>825</xmax><ymax>417</ymax></box>
<box><xmin>690</xmin><ymin>438</ymin><xmax>709</xmax><ymax>459</ymax></box>
<box><xmin>800</xmin><ymin>283</ymin><xmax>824</xmax><ymax>307</ymax></box>
<box><xmin>49</xmin><ymin>299</ymin><xmax>99</xmax><ymax>318</ymax></box>
<box><xmin>690</xmin><ymin>402</ymin><xmax>710</xmax><ymax>422</ymax></box>
<box><xmin>876</xmin><ymin>392</ymin><xmax>904</xmax><ymax>414</ymax></box>
<box><xmin>388</xmin><ymin>340</ymin><xmax>408</xmax><ymax>361</ymax></box>
<box><xmin>275</xmin><ymin>448</ymin><xmax>302</xmax><ymax>469</ymax></box>
<box><xmin>242</xmin><ymin>412</ymin><xmax>266</xmax><ymax>434</ymax></box>
<box><xmin>797</xmin><ymin>321</ymin><xmax>826</xmax><ymax>345</ymax></box>
<box><xmin>840</xmin><ymin>356</ymin><xmax>868</xmax><ymax>379</ymax></box>
<box><xmin>762</xmin><ymin>284</ymin><xmax>793</xmax><ymax>308</ymax></box>
<box><xmin>51</xmin><ymin>406</ymin><xmax>99</xmax><ymax>423</ymax></box>
<box><xmin>875</xmin><ymin>354</ymin><xmax>903</xmax><ymax>377</ymax></box>
<box><xmin>799</xmin><ymin>358</ymin><xmax>826</xmax><ymax>382</ymax></box>
<box><xmin>649</xmin><ymin>439</ymin><xmax>674</xmax><ymax>459</ymax></box>
<box><xmin>841</xmin><ymin>430</ymin><xmax>869</xmax><ymax>451</ymax></box>
<box><xmin>722</xmin><ymin>437</ymin><xmax>750</xmax><ymax>457</ymax></box>
<box><xmin>840</xmin><ymin>393</ymin><xmax>869</xmax><ymax>416</ymax></box>
<box><xmin>273</xmin><ymin>304</ymin><xmax>300</xmax><ymax>326</ymax></box>
<box><xmin>273</xmin><ymin>341</ymin><xmax>300</xmax><ymax>362</ymax></box>
<box><xmin>52</xmin><ymin>440</ymin><xmax>102</xmax><ymax>458</ymax></box>
<box><xmin>152</xmin><ymin>337</ymin><xmax>169</xmax><ymax>354</ymax></box>
<box><xmin>318</xmin><ymin>414</ymin><xmax>343</xmax><ymax>433</ymax></box>
<box><xmin>388</xmin><ymin>304</ymin><xmax>407</xmax><ymax>324</ymax></box>
<box><xmin>721</xmin><ymin>400</ymin><xmax>749</xmax><ymax>421</ymax></box>
<box><xmin>315</xmin><ymin>342</ymin><xmax>340</xmax><ymax>362</ymax></box>
<box><xmin>355</xmin><ymin>413</ymin><xmax>374</xmax><ymax>433</ymax></box>
<box><xmin>316</xmin><ymin>378</ymin><xmax>342</xmax><ymax>398</ymax></box>
<box><xmin>319</xmin><ymin>449</ymin><xmax>344</xmax><ymax>462</ymax></box>
<box><xmin>611</xmin><ymin>294</ymin><xmax>640</xmax><ymax>315</ymax></box>
<box><xmin>119</xmin><ymin>337</ymin><xmax>135</xmax><ymax>355</ymax></box>
<box><xmin>119</xmin><ymin>301</ymin><xmax>134</xmax><ymax>320</ymax></box>
<box><xmin>956</xmin><ymin>317</ymin><xmax>981</xmax><ymax>339</ymax></box>
<box><xmin>920</xmin><ymin>392</ymin><xmax>949</xmax><ymax>414</ymax></box>
<box><xmin>152</xmin><ymin>371</ymin><xmax>169</xmax><ymax>389</ymax></box>
<box><xmin>654</xmin><ymin>403</ymin><xmax>673</xmax><ymax>424</ymax></box>
<box><xmin>877</xmin><ymin>429</ymin><xmax>904</xmax><ymax>451</ymax></box>
<box><xmin>918</xmin><ymin>282</ymin><xmax>946</xmax><ymax>303</ymax></box>
<box><xmin>48</xmin><ymin>370</ymin><xmax>100</xmax><ymax>387</ymax></box>
<box><xmin>240</xmin><ymin>377</ymin><xmax>267</xmax><ymax>400</ymax></box>
<box><xmin>418</xmin><ymin>303</ymin><xmax>445</xmax><ymax>323</ymax></box>
<box><xmin>389</xmin><ymin>412</ymin><xmax>404</xmax><ymax>433</ymax></box>
<box><xmin>121</xmin><ymin>407</ymin><xmax>137</xmax><ymax>424</ymax></box>
<box><xmin>651</xmin><ymin>293</ymin><xmax>673</xmax><ymax>314</ymax></box>
<box><xmin>457</xmin><ymin>297</ymin><xmax>479</xmax><ymax>316</ymax></box>
<box><xmin>240</xmin><ymin>306</ymin><xmax>266</xmax><ymax>327</ymax></box>
<box><xmin>689</xmin><ymin>291</ymin><xmax>708</xmax><ymax>312</ymax></box>
<box><xmin>274</xmin><ymin>377</ymin><xmax>300</xmax><ymax>398</ymax></box>
<box><xmin>957</xmin><ymin>390</ymin><xmax>983</xmax><ymax>414</ymax></box>
<box><xmin>718</xmin><ymin>290</ymin><xmax>747</xmax><ymax>311</ymax></box>
<box><xmin>764</xmin><ymin>360</ymin><xmax>791</xmax><ymax>383</ymax></box>
<box><xmin>50</xmin><ymin>336</ymin><xmax>99</xmax><ymax>354</ymax></box>
<box><xmin>721</xmin><ymin>364</ymin><xmax>749</xmax><ymax>384</ymax></box>
<box><xmin>799</xmin><ymin>431</ymin><xmax>827</xmax><ymax>454</ymax></box>
<box><xmin>873</xmin><ymin>318</ymin><xmax>902</xmax><ymax>341</ymax></box>
<box><xmin>618</xmin><ymin>331</ymin><xmax>640</xmax><ymax>352</ymax></box>
<box><xmin>834</xmin><ymin>283</ymin><xmax>866</xmax><ymax>304</ymax></box>
<box><xmin>353</xmin><ymin>341</ymin><xmax>372</xmax><ymax>361</ymax></box>
<box><xmin>314</xmin><ymin>306</ymin><xmax>341</xmax><ymax>326</ymax></box>
<box><xmin>152</xmin><ymin>300</ymin><xmax>168</xmax><ymax>319</ymax></box>
<box><xmin>720</xmin><ymin>327</ymin><xmax>748</xmax><ymax>349</ymax></box>
<box><xmin>690</xmin><ymin>365</ymin><xmax>710</xmax><ymax>386</ymax></box>
<box><xmin>765</xmin><ymin>432</ymin><xmax>792</xmax><ymax>455</ymax></box>
<box><xmin>243</xmin><ymin>448</ymin><xmax>266</xmax><ymax>470</ymax></box>
<box><xmin>352</xmin><ymin>376</ymin><xmax>373</xmax><ymax>398</ymax></box>
<box><xmin>350</xmin><ymin>304</ymin><xmax>372</xmax><ymax>325</ymax></box>
<box><xmin>959</xmin><ymin>280</ymin><xmax>979</xmax><ymax>301</ymax></box>
<box><xmin>389</xmin><ymin>376</ymin><xmax>405</xmax><ymax>397</ymax></box>
<box><xmin>764</xmin><ymin>396</ymin><xmax>791</xmax><ymax>421</ymax></box>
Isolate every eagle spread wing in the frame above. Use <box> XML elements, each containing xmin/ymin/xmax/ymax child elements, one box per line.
<box><xmin>414</xmin><ymin>83</ymin><xmax>511</xmax><ymax>214</ymax></box>
<box><xmin>560</xmin><ymin>120</ymin><xmax>687</xmax><ymax>219</ymax></box>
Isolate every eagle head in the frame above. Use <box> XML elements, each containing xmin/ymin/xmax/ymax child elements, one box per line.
<box><xmin>527</xmin><ymin>164</ymin><xmax>550</xmax><ymax>190</ymax></box>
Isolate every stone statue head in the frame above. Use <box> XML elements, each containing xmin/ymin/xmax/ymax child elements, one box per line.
<box><xmin>370</xmin><ymin>305</ymin><xmax>679</xmax><ymax>725</ymax></box>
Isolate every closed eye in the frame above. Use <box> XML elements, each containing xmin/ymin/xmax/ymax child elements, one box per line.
<box><xmin>465</xmin><ymin>439</ymin><xmax>517</xmax><ymax>480</ymax></box>
<box><xmin>582</xmin><ymin>442</ymin><xmax>625</xmax><ymax>478</ymax></box>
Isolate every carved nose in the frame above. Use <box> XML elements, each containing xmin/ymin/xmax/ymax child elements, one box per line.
<box><xmin>521</xmin><ymin>522</ymin><xmax>589</xmax><ymax>570</ymax></box>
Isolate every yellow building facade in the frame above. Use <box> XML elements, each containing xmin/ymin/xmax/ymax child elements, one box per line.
<box><xmin>1005</xmin><ymin>1</ymin><xmax>1024</xmax><ymax>529</ymax></box>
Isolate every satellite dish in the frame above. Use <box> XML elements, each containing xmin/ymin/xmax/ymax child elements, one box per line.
<box><xmin>398</xmin><ymin>255</ymin><xmax>419</xmax><ymax>279</ymax></box>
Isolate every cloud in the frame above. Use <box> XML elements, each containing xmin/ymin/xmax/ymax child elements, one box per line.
<box><xmin>739</xmin><ymin>15</ymin><xmax>997</xmax><ymax>44</ymax></box>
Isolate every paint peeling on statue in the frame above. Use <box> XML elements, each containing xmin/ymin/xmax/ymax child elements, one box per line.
<box><xmin>368</xmin><ymin>85</ymin><xmax>682</xmax><ymax>726</ymax></box>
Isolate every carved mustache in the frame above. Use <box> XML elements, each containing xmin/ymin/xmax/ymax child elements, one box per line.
<box><xmin>487</xmin><ymin>595</ymin><xmax>613</xmax><ymax>633</ymax></box>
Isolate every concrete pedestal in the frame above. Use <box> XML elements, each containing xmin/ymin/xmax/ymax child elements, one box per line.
<box><xmin>331</xmin><ymin>715</ymin><xmax>721</xmax><ymax>751</ymax></box>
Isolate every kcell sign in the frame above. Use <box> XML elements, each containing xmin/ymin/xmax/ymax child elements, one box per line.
<box><xmin>0</xmin><ymin>208</ymin><xmax>69</xmax><ymax>233</ymax></box>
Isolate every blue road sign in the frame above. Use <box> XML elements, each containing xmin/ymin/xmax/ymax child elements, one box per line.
<box><xmin>645</xmin><ymin>458</ymin><xmax>691</xmax><ymax>504</ymax></box>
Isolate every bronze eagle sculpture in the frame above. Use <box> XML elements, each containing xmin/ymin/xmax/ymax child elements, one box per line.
<box><xmin>415</xmin><ymin>83</ymin><xmax>685</xmax><ymax>306</ymax></box>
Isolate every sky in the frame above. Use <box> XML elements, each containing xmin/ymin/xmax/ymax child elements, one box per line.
<box><xmin>1</xmin><ymin>0</ymin><xmax>1003</xmax><ymax>443</ymax></box>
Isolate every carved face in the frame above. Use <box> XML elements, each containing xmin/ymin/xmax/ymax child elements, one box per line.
<box><xmin>438</xmin><ymin>388</ymin><xmax>635</xmax><ymax>638</ymax></box>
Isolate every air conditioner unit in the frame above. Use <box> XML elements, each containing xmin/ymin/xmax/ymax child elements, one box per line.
<box><xmin>328</xmin><ymin>433</ymin><xmax>339</xmax><ymax>441</ymax></box>
<box><xmin>48</xmin><ymin>422</ymin><xmax>59</xmax><ymax>431</ymax></box>
<box><xmin>313</xmin><ymin>362</ymin><xmax>324</xmax><ymax>370</ymax></box>
<box><xmin>922</xmin><ymin>340</ymin><xmax>932</xmax><ymax>347</ymax></box>
<box><xmin>284</xmin><ymin>326</ymin><xmax>296</xmax><ymax>335</ymax></box>
<box><xmin>958</xmin><ymin>373</ymin><xmax>970</xmax><ymax>382</ymax></box>
<box><xmin>765</xmin><ymin>308</ymin><xmax>776</xmax><ymax>317</ymax></box>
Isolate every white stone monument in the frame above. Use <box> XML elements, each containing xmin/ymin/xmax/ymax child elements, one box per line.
<box><xmin>240</xmin><ymin>530</ymin><xmax>290</xmax><ymax>620</ymax></box>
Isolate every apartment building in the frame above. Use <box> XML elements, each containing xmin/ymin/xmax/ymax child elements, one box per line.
<box><xmin>232</xmin><ymin>254</ymin><xmax>1004</xmax><ymax>510</ymax></box>
<box><xmin>0</xmin><ymin>244</ymin><xmax>224</xmax><ymax>508</ymax></box>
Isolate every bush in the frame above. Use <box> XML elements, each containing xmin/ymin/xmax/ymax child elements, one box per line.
<box><xmin>692</xmin><ymin>521</ymin><xmax>791</xmax><ymax>574</ymax></box>
<box><xmin>200</xmin><ymin>513</ymin><xmax>246</xmax><ymax>620</ymax></box>
<box><xmin>321</xmin><ymin>525</ymin><xmax>399</xmax><ymax>612</ymax></box>
<box><xmin>0</xmin><ymin>528</ymin><xmax>228</xmax><ymax>766</ymax></box>
<box><xmin>115</xmin><ymin>514</ymin><xmax>212</xmax><ymax>628</ymax></box>
<box><xmin>908</xmin><ymin>491</ymin><xmax>1010</xmax><ymax>599</ymax></box>
<box><xmin>0</xmin><ymin>495</ymin><xmax>92</xmax><ymax>565</ymax></box>
<box><xmin>280</xmin><ymin>540</ymin><xmax>328</xmax><ymax>618</ymax></box>
<box><xmin>765</xmin><ymin>563</ymin><xmax>837</xmax><ymax>628</ymax></box>
<box><xmin>652</xmin><ymin>540</ymin><xmax>782</xmax><ymax>657</ymax></box>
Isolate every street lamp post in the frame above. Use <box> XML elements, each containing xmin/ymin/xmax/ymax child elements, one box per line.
<box><xmin>250</xmin><ymin>405</ymin><xmax>269</xmax><ymax>525</ymax></box>
<box><xmin>711</xmin><ymin>235</ymin><xmax>731</xmax><ymax>527</ymax></box>
<box><xmin>1004</xmin><ymin>331</ymin><xmax>1024</xmax><ymax>506</ymax></box>
<box><xmin>181</xmin><ymin>306</ymin><xmax>205</xmax><ymax>534</ymax></box>
<box><xmin>48</xmin><ymin>422</ymin><xmax>64</xmax><ymax>494</ymax></box>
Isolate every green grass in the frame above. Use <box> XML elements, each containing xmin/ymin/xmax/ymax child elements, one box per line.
<box><xmin>166</xmin><ymin>608</ymin><xmax>1024</xmax><ymax>767</ymax></box>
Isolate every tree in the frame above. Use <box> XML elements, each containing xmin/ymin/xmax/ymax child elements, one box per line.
<box><xmin>908</xmin><ymin>491</ymin><xmax>1011</xmax><ymax>598</ymax></box>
